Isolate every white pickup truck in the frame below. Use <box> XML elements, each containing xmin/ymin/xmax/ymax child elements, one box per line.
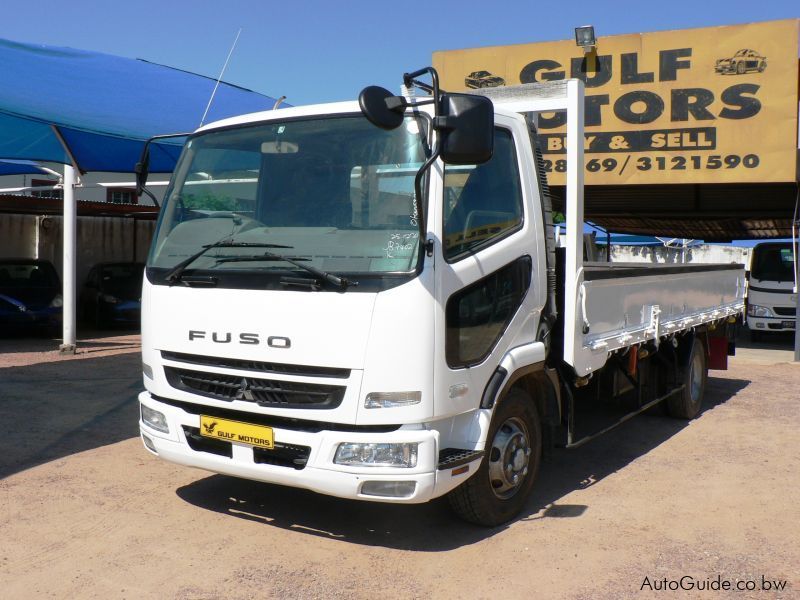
<box><xmin>136</xmin><ymin>69</ymin><xmax>745</xmax><ymax>525</ymax></box>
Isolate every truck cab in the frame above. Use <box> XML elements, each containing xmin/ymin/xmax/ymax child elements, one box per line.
<box><xmin>138</xmin><ymin>92</ymin><xmax>548</xmax><ymax>508</ymax></box>
<box><xmin>746</xmin><ymin>242</ymin><xmax>797</xmax><ymax>339</ymax></box>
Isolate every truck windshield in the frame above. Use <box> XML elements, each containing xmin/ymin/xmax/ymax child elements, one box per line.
<box><xmin>148</xmin><ymin>115</ymin><xmax>429</xmax><ymax>281</ymax></box>
<box><xmin>751</xmin><ymin>243</ymin><xmax>795</xmax><ymax>282</ymax></box>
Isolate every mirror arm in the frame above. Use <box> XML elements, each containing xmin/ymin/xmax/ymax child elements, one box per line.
<box><xmin>404</xmin><ymin>67</ymin><xmax>444</xmax><ymax>256</ymax></box>
<box><xmin>134</xmin><ymin>131</ymin><xmax>193</xmax><ymax>200</ymax></box>
<box><xmin>403</xmin><ymin>67</ymin><xmax>450</xmax><ymax>255</ymax></box>
<box><xmin>403</xmin><ymin>67</ymin><xmax>440</xmax><ymax>102</ymax></box>
<box><xmin>139</xmin><ymin>186</ymin><xmax>160</xmax><ymax>209</ymax></box>
<box><xmin>413</xmin><ymin>140</ymin><xmax>441</xmax><ymax>248</ymax></box>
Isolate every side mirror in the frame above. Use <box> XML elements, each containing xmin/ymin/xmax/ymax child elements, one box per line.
<box><xmin>358</xmin><ymin>86</ymin><xmax>408</xmax><ymax>130</ymax></box>
<box><xmin>134</xmin><ymin>148</ymin><xmax>150</xmax><ymax>196</ymax></box>
<box><xmin>437</xmin><ymin>93</ymin><xmax>494</xmax><ymax>165</ymax></box>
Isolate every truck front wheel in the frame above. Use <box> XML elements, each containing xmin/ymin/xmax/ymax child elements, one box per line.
<box><xmin>667</xmin><ymin>337</ymin><xmax>707</xmax><ymax>419</ymax></box>
<box><xmin>447</xmin><ymin>387</ymin><xmax>542</xmax><ymax>526</ymax></box>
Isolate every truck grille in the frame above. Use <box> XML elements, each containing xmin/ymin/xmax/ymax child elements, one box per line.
<box><xmin>161</xmin><ymin>350</ymin><xmax>350</xmax><ymax>379</ymax></box>
<box><xmin>773</xmin><ymin>307</ymin><xmax>795</xmax><ymax>316</ymax></box>
<box><xmin>165</xmin><ymin>366</ymin><xmax>346</xmax><ymax>409</ymax></box>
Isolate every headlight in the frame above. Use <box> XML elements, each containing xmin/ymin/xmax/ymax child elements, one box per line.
<box><xmin>364</xmin><ymin>391</ymin><xmax>421</xmax><ymax>409</ymax></box>
<box><xmin>101</xmin><ymin>294</ymin><xmax>120</xmax><ymax>304</ymax></box>
<box><xmin>49</xmin><ymin>294</ymin><xmax>63</xmax><ymax>308</ymax></box>
<box><xmin>140</xmin><ymin>403</ymin><xmax>169</xmax><ymax>433</ymax></box>
<box><xmin>747</xmin><ymin>304</ymin><xmax>774</xmax><ymax>318</ymax></box>
<box><xmin>334</xmin><ymin>442</ymin><xmax>418</xmax><ymax>468</ymax></box>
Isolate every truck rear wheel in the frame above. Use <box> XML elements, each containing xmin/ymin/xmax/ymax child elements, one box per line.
<box><xmin>667</xmin><ymin>337</ymin><xmax>707</xmax><ymax>419</ymax></box>
<box><xmin>447</xmin><ymin>387</ymin><xmax>541</xmax><ymax>526</ymax></box>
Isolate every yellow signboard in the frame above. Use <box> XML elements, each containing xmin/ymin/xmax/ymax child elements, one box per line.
<box><xmin>433</xmin><ymin>19</ymin><xmax>799</xmax><ymax>185</ymax></box>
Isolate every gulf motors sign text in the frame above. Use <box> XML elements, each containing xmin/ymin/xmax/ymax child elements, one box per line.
<box><xmin>433</xmin><ymin>20</ymin><xmax>799</xmax><ymax>185</ymax></box>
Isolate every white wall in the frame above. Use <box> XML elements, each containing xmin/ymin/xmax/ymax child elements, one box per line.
<box><xmin>0</xmin><ymin>213</ymin><xmax>156</xmax><ymax>285</ymax></box>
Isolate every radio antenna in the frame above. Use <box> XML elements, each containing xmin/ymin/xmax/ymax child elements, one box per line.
<box><xmin>200</xmin><ymin>28</ymin><xmax>242</xmax><ymax>127</ymax></box>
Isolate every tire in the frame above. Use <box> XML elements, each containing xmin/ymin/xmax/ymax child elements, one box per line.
<box><xmin>667</xmin><ymin>337</ymin><xmax>707</xmax><ymax>419</ymax></box>
<box><xmin>448</xmin><ymin>387</ymin><xmax>542</xmax><ymax>526</ymax></box>
<box><xmin>736</xmin><ymin>62</ymin><xmax>746</xmax><ymax>75</ymax></box>
<box><xmin>757</xmin><ymin>62</ymin><xmax>765</xmax><ymax>73</ymax></box>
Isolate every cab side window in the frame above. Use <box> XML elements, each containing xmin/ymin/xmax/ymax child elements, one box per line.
<box><xmin>443</xmin><ymin>129</ymin><xmax>523</xmax><ymax>261</ymax></box>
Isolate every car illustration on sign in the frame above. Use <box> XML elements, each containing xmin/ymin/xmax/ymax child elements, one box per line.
<box><xmin>714</xmin><ymin>49</ymin><xmax>767</xmax><ymax>75</ymax></box>
<box><xmin>464</xmin><ymin>70</ymin><xmax>506</xmax><ymax>89</ymax></box>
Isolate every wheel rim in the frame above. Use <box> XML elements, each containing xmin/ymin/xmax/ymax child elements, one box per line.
<box><xmin>689</xmin><ymin>349</ymin><xmax>704</xmax><ymax>403</ymax></box>
<box><xmin>488</xmin><ymin>416</ymin><xmax>531</xmax><ymax>499</ymax></box>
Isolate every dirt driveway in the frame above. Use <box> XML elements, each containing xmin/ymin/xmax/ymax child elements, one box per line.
<box><xmin>1</xmin><ymin>333</ymin><xmax>797</xmax><ymax>599</ymax></box>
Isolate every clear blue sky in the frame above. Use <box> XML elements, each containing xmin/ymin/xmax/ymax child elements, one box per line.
<box><xmin>1</xmin><ymin>0</ymin><xmax>797</xmax><ymax>105</ymax></box>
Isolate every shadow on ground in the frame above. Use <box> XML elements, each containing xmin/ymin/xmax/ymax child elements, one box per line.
<box><xmin>736</xmin><ymin>325</ymin><xmax>795</xmax><ymax>350</ymax></box>
<box><xmin>176</xmin><ymin>375</ymin><xmax>749</xmax><ymax>551</ymax></box>
<box><xmin>0</xmin><ymin>352</ymin><xmax>141</xmax><ymax>478</ymax></box>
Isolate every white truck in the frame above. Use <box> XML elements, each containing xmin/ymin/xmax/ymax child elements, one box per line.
<box><xmin>746</xmin><ymin>241</ymin><xmax>797</xmax><ymax>340</ymax></box>
<box><xmin>136</xmin><ymin>70</ymin><xmax>745</xmax><ymax>526</ymax></box>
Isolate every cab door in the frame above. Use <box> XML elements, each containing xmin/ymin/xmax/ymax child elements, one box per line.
<box><xmin>433</xmin><ymin>114</ymin><xmax>547</xmax><ymax>420</ymax></box>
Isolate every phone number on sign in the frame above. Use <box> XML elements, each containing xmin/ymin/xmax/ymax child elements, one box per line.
<box><xmin>541</xmin><ymin>154</ymin><xmax>760</xmax><ymax>174</ymax></box>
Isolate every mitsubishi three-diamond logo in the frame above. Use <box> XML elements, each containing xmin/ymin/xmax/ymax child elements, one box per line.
<box><xmin>235</xmin><ymin>377</ymin><xmax>255</xmax><ymax>401</ymax></box>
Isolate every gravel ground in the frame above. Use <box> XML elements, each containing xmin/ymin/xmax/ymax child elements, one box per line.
<box><xmin>0</xmin><ymin>332</ymin><xmax>797</xmax><ymax>599</ymax></box>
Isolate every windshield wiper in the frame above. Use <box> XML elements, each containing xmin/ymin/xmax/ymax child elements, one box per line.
<box><xmin>215</xmin><ymin>252</ymin><xmax>357</xmax><ymax>291</ymax></box>
<box><xmin>165</xmin><ymin>240</ymin><xmax>293</xmax><ymax>284</ymax></box>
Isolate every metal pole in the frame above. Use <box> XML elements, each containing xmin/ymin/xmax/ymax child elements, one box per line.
<box><xmin>563</xmin><ymin>79</ymin><xmax>586</xmax><ymax>372</ymax></box>
<box><xmin>59</xmin><ymin>164</ymin><xmax>77</xmax><ymax>354</ymax></box>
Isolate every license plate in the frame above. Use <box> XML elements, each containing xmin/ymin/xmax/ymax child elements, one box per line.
<box><xmin>781</xmin><ymin>321</ymin><xmax>795</xmax><ymax>329</ymax></box>
<box><xmin>200</xmin><ymin>416</ymin><xmax>274</xmax><ymax>449</ymax></box>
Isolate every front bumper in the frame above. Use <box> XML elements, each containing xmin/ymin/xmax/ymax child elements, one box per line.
<box><xmin>139</xmin><ymin>392</ymin><xmax>470</xmax><ymax>503</ymax></box>
<box><xmin>747</xmin><ymin>315</ymin><xmax>795</xmax><ymax>332</ymax></box>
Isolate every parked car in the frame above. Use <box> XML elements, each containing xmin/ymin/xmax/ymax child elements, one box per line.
<box><xmin>80</xmin><ymin>262</ymin><xmax>144</xmax><ymax>328</ymax></box>
<box><xmin>0</xmin><ymin>293</ymin><xmax>37</xmax><ymax>329</ymax></box>
<box><xmin>715</xmin><ymin>49</ymin><xmax>767</xmax><ymax>75</ymax></box>
<box><xmin>464</xmin><ymin>70</ymin><xmax>505</xmax><ymax>89</ymax></box>
<box><xmin>0</xmin><ymin>259</ymin><xmax>62</xmax><ymax>334</ymax></box>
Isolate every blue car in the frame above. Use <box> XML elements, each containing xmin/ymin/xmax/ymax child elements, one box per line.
<box><xmin>80</xmin><ymin>262</ymin><xmax>144</xmax><ymax>328</ymax></box>
<box><xmin>0</xmin><ymin>259</ymin><xmax>62</xmax><ymax>334</ymax></box>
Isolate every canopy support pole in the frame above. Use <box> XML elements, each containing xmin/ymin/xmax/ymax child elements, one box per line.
<box><xmin>51</xmin><ymin>125</ymin><xmax>82</xmax><ymax>355</ymax></box>
<box><xmin>59</xmin><ymin>163</ymin><xmax>77</xmax><ymax>354</ymax></box>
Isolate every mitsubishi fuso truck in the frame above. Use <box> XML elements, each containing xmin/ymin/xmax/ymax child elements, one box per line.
<box><xmin>746</xmin><ymin>241</ymin><xmax>797</xmax><ymax>340</ymax></box>
<box><xmin>136</xmin><ymin>69</ymin><xmax>745</xmax><ymax>526</ymax></box>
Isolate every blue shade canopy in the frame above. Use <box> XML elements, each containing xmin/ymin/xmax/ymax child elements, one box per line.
<box><xmin>0</xmin><ymin>160</ymin><xmax>51</xmax><ymax>176</ymax></box>
<box><xmin>0</xmin><ymin>38</ymin><xmax>281</xmax><ymax>172</ymax></box>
